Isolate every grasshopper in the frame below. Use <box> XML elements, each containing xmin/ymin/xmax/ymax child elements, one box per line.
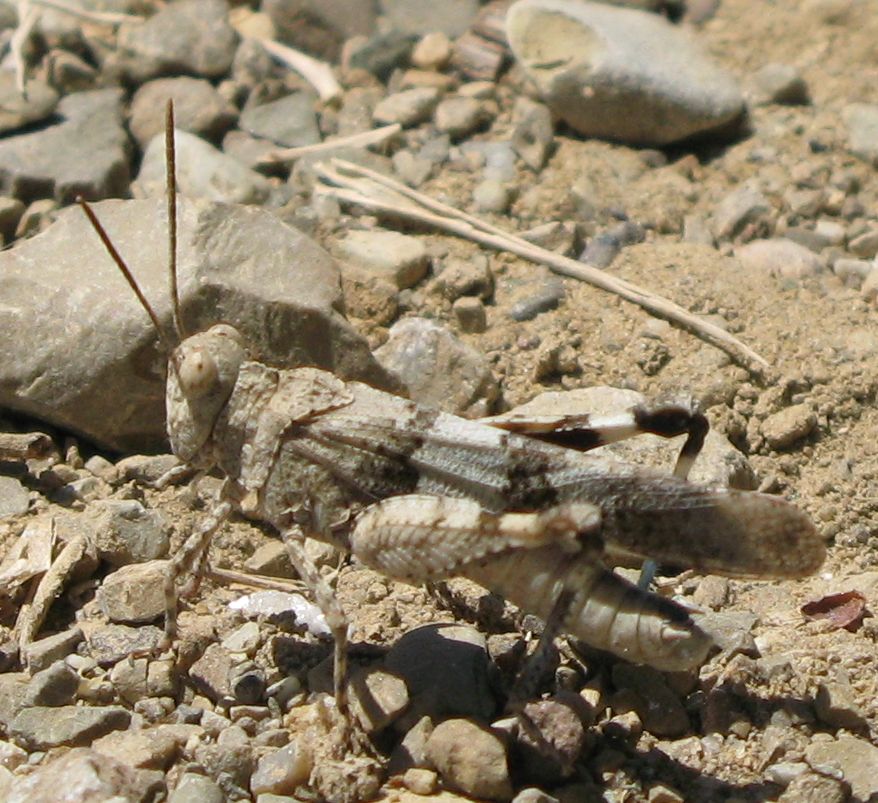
<box><xmin>78</xmin><ymin>103</ymin><xmax>824</xmax><ymax>744</ymax></box>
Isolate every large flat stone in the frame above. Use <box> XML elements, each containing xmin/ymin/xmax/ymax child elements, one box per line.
<box><xmin>0</xmin><ymin>198</ymin><xmax>398</xmax><ymax>451</ymax></box>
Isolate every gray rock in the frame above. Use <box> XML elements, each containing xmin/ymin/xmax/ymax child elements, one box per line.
<box><xmin>0</xmin><ymin>197</ymin><xmax>395</xmax><ymax>452</ymax></box>
<box><xmin>712</xmin><ymin>185</ymin><xmax>773</xmax><ymax>241</ymax></box>
<box><xmin>169</xmin><ymin>772</ymin><xmax>225</xmax><ymax>803</ymax></box>
<box><xmin>506</xmin><ymin>0</ymin><xmax>744</xmax><ymax>146</ymax></box>
<box><xmin>385</xmin><ymin>623</ymin><xmax>497</xmax><ymax>724</ymax></box>
<box><xmin>344</xmin><ymin>29</ymin><xmax>415</xmax><ymax>80</ymax></box>
<box><xmin>189</xmin><ymin>643</ymin><xmax>235</xmax><ymax>702</ymax></box>
<box><xmin>6</xmin><ymin>748</ymin><xmax>161</xmax><ymax>803</ymax></box>
<box><xmin>375</xmin><ymin>318</ymin><xmax>499</xmax><ymax>416</ymax></box>
<box><xmin>239</xmin><ymin>92</ymin><xmax>321</xmax><ymax>148</ymax></box>
<box><xmin>89</xmin><ymin>500</ymin><xmax>169</xmax><ymax>566</ymax></box>
<box><xmin>10</xmin><ymin>705</ymin><xmax>131</xmax><ymax>749</ymax></box>
<box><xmin>806</xmin><ymin>735</ymin><xmax>878</xmax><ymax>801</ymax></box>
<box><xmin>393</xmin><ymin>149</ymin><xmax>434</xmax><ymax>187</ymax></box>
<box><xmin>515</xmin><ymin>695</ymin><xmax>587</xmax><ymax>785</ymax></box>
<box><xmin>0</xmin><ymin>674</ymin><xmax>29</xmax><ymax>728</ymax></box>
<box><xmin>513</xmin><ymin>790</ymin><xmax>560</xmax><ymax>803</ymax></box>
<box><xmin>263</xmin><ymin>0</ymin><xmax>376</xmax><ymax>57</ymax></box>
<box><xmin>134</xmin><ymin>129</ymin><xmax>270</xmax><ymax>205</ymax></box>
<box><xmin>435</xmin><ymin>255</ymin><xmax>494</xmax><ymax>301</ymax></box>
<box><xmin>373</xmin><ymin>87</ymin><xmax>441</xmax><ymax>128</ymax></box>
<box><xmin>98</xmin><ymin>561</ymin><xmax>169</xmax><ymax>624</ymax></box>
<box><xmin>0</xmin><ymin>73</ymin><xmax>58</xmax><ymax>135</ymax></box>
<box><xmin>735</xmin><ymin>238</ymin><xmax>824</xmax><ymax>281</ymax></box>
<box><xmin>0</xmin><ymin>197</ymin><xmax>25</xmax><ymax>241</ymax></box>
<box><xmin>508</xmin><ymin>278</ymin><xmax>565</xmax><ymax>321</ymax></box>
<box><xmin>23</xmin><ymin>627</ymin><xmax>83</xmax><ymax>674</ymax></box>
<box><xmin>848</xmin><ymin>227</ymin><xmax>878</xmax><ymax>258</ymax></box>
<box><xmin>23</xmin><ymin>661</ymin><xmax>79</xmax><ymax>707</ymax></box>
<box><xmin>453</xmin><ymin>296</ymin><xmax>487</xmax><ymax>333</ymax></box>
<box><xmin>250</xmin><ymin>740</ymin><xmax>312</xmax><ymax>795</ymax></box>
<box><xmin>473</xmin><ymin>179</ymin><xmax>512</xmax><ymax>213</ymax></box>
<box><xmin>425</xmin><ymin>718</ymin><xmax>512</xmax><ymax>801</ymax></box>
<box><xmin>86</xmin><ymin>624</ymin><xmax>165</xmax><ymax>665</ymax></box>
<box><xmin>833</xmin><ymin>258</ymin><xmax>873</xmax><ymax>286</ymax></box>
<box><xmin>777</xmin><ymin>771</ymin><xmax>848</xmax><ymax>803</ymax></box>
<box><xmin>511</xmin><ymin>97</ymin><xmax>554</xmax><ymax>171</ymax></box>
<box><xmin>129</xmin><ymin>77</ymin><xmax>238</xmax><ymax>149</ymax></box>
<box><xmin>611</xmin><ymin>664</ymin><xmax>690</xmax><ymax>737</ymax></box>
<box><xmin>434</xmin><ymin>96</ymin><xmax>491</xmax><ymax>139</ymax></box>
<box><xmin>411</xmin><ymin>32</ymin><xmax>453</xmax><ymax>70</ymax></box>
<box><xmin>380</xmin><ymin>0</ymin><xmax>479</xmax><ymax>37</ymax></box>
<box><xmin>0</xmin><ymin>88</ymin><xmax>129</xmax><ymax>203</ymax></box>
<box><xmin>0</xmin><ymin>476</ymin><xmax>28</xmax><ymax>518</ymax></box>
<box><xmin>349</xmin><ymin>667</ymin><xmax>409</xmax><ymax>733</ymax></box>
<box><xmin>749</xmin><ymin>63</ymin><xmax>809</xmax><ymax>106</ymax></box>
<box><xmin>116</xmin><ymin>0</ymin><xmax>238</xmax><ymax>83</ymax></box>
<box><xmin>815</xmin><ymin>681</ymin><xmax>867</xmax><ymax>730</ymax></box>
<box><xmin>336</xmin><ymin>229</ymin><xmax>429</xmax><ymax>289</ymax></box>
<box><xmin>843</xmin><ymin>103</ymin><xmax>878</xmax><ymax>166</ymax></box>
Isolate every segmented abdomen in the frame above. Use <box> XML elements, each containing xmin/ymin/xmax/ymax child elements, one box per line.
<box><xmin>461</xmin><ymin>547</ymin><xmax>712</xmax><ymax>671</ymax></box>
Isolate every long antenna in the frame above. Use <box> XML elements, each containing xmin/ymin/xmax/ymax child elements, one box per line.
<box><xmin>165</xmin><ymin>99</ymin><xmax>184</xmax><ymax>340</ymax></box>
<box><xmin>77</xmin><ymin>197</ymin><xmax>173</xmax><ymax>352</ymax></box>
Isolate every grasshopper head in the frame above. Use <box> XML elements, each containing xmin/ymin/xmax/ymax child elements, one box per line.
<box><xmin>167</xmin><ymin>324</ymin><xmax>247</xmax><ymax>462</ymax></box>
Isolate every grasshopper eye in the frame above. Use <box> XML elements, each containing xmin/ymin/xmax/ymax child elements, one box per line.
<box><xmin>177</xmin><ymin>347</ymin><xmax>219</xmax><ymax>398</ymax></box>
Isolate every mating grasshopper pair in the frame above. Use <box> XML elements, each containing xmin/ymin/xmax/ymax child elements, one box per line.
<box><xmin>78</xmin><ymin>104</ymin><xmax>824</xmax><ymax>739</ymax></box>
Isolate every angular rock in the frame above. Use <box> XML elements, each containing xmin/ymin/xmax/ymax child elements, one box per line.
<box><xmin>349</xmin><ymin>667</ymin><xmax>409</xmax><ymax>733</ymax></box>
<box><xmin>0</xmin><ymin>73</ymin><xmax>58</xmax><ymax>136</ymax></box>
<box><xmin>511</xmin><ymin>97</ymin><xmax>555</xmax><ymax>171</ymax></box>
<box><xmin>373</xmin><ymin>87</ymin><xmax>442</xmax><ymax>127</ymax></box>
<box><xmin>92</xmin><ymin>725</ymin><xmax>191</xmax><ymax>770</ymax></box>
<box><xmin>5</xmin><ymin>748</ymin><xmax>162</xmax><ymax>803</ymax></box>
<box><xmin>434</xmin><ymin>96</ymin><xmax>491</xmax><ymax>139</ymax></box>
<box><xmin>760</xmin><ymin>405</ymin><xmax>817</xmax><ymax>450</ymax></box>
<box><xmin>116</xmin><ymin>0</ymin><xmax>238</xmax><ymax>83</ymax></box>
<box><xmin>375</xmin><ymin>318</ymin><xmax>500</xmax><ymax>416</ymax></box>
<box><xmin>169</xmin><ymin>772</ymin><xmax>225</xmax><ymax>803</ymax></box>
<box><xmin>10</xmin><ymin>705</ymin><xmax>131</xmax><ymax>749</ymax></box>
<box><xmin>712</xmin><ymin>185</ymin><xmax>772</xmax><ymax>241</ymax></box>
<box><xmin>22</xmin><ymin>627</ymin><xmax>83</xmax><ymax>674</ymax></box>
<box><xmin>736</xmin><ymin>238</ymin><xmax>824</xmax><ymax>281</ymax></box>
<box><xmin>263</xmin><ymin>0</ymin><xmax>376</xmax><ymax>59</ymax></box>
<box><xmin>0</xmin><ymin>197</ymin><xmax>396</xmax><ymax>451</ymax></box>
<box><xmin>129</xmin><ymin>77</ymin><xmax>238</xmax><ymax>149</ymax></box>
<box><xmin>515</xmin><ymin>695</ymin><xmax>587</xmax><ymax>785</ymax></box>
<box><xmin>806</xmin><ymin>735</ymin><xmax>878</xmax><ymax>801</ymax></box>
<box><xmin>89</xmin><ymin>499</ymin><xmax>169</xmax><ymax>566</ymax></box>
<box><xmin>249</xmin><ymin>739</ymin><xmax>313</xmax><ymax>795</ymax></box>
<box><xmin>336</xmin><ymin>229</ymin><xmax>429</xmax><ymax>289</ymax></box>
<box><xmin>506</xmin><ymin>0</ymin><xmax>744</xmax><ymax>146</ymax></box>
<box><xmin>0</xmin><ymin>88</ymin><xmax>129</xmax><ymax>203</ymax></box>
<box><xmin>425</xmin><ymin>718</ymin><xmax>512</xmax><ymax>801</ymax></box>
<box><xmin>239</xmin><ymin>92</ymin><xmax>321</xmax><ymax>147</ymax></box>
<box><xmin>0</xmin><ymin>476</ymin><xmax>28</xmax><ymax>518</ymax></box>
<box><xmin>134</xmin><ymin>129</ymin><xmax>270</xmax><ymax>205</ymax></box>
<box><xmin>85</xmin><ymin>624</ymin><xmax>165</xmax><ymax>665</ymax></box>
<box><xmin>749</xmin><ymin>63</ymin><xmax>809</xmax><ymax>106</ymax></box>
<box><xmin>98</xmin><ymin>561</ymin><xmax>169</xmax><ymax>624</ymax></box>
<box><xmin>843</xmin><ymin>103</ymin><xmax>878</xmax><ymax>166</ymax></box>
<box><xmin>23</xmin><ymin>661</ymin><xmax>79</xmax><ymax>707</ymax></box>
<box><xmin>380</xmin><ymin>0</ymin><xmax>479</xmax><ymax>37</ymax></box>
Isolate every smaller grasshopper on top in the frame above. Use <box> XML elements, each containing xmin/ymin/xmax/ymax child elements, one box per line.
<box><xmin>78</xmin><ymin>101</ymin><xmax>825</xmax><ymax>746</ymax></box>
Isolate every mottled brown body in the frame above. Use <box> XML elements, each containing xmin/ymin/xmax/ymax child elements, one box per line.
<box><xmin>164</xmin><ymin>327</ymin><xmax>823</xmax><ymax>674</ymax></box>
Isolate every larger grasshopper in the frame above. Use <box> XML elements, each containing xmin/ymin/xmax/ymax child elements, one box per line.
<box><xmin>78</xmin><ymin>104</ymin><xmax>824</xmax><ymax>739</ymax></box>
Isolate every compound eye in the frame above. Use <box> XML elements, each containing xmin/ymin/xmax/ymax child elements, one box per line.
<box><xmin>177</xmin><ymin>347</ymin><xmax>218</xmax><ymax>398</ymax></box>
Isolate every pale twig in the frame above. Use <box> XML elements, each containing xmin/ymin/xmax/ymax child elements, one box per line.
<box><xmin>29</xmin><ymin>0</ymin><xmax>144</xmax><ymax>25</ymax></box>
<box><xmin>208</xmin><ymin>566</ymin><xmax>308</xmax><ymax>594</ymax></box>
<box><xmin>10</xmin><ymin>0</ymin><xmax>39</xmax><ymax>95</ymax></box>
<box><xmin>315</xmin><ymin>159</ymin><xmax>769</xmax><ymax>376</ymax></box>
<box><xmin>257</xmin><ymin>123</ymin><xmax>402</xmax><ymax>168</ymax></box>
<box><xmin>253</xmin><ymin>36</ymin><xmax>342</xmax><ymax>103</ymax></box>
